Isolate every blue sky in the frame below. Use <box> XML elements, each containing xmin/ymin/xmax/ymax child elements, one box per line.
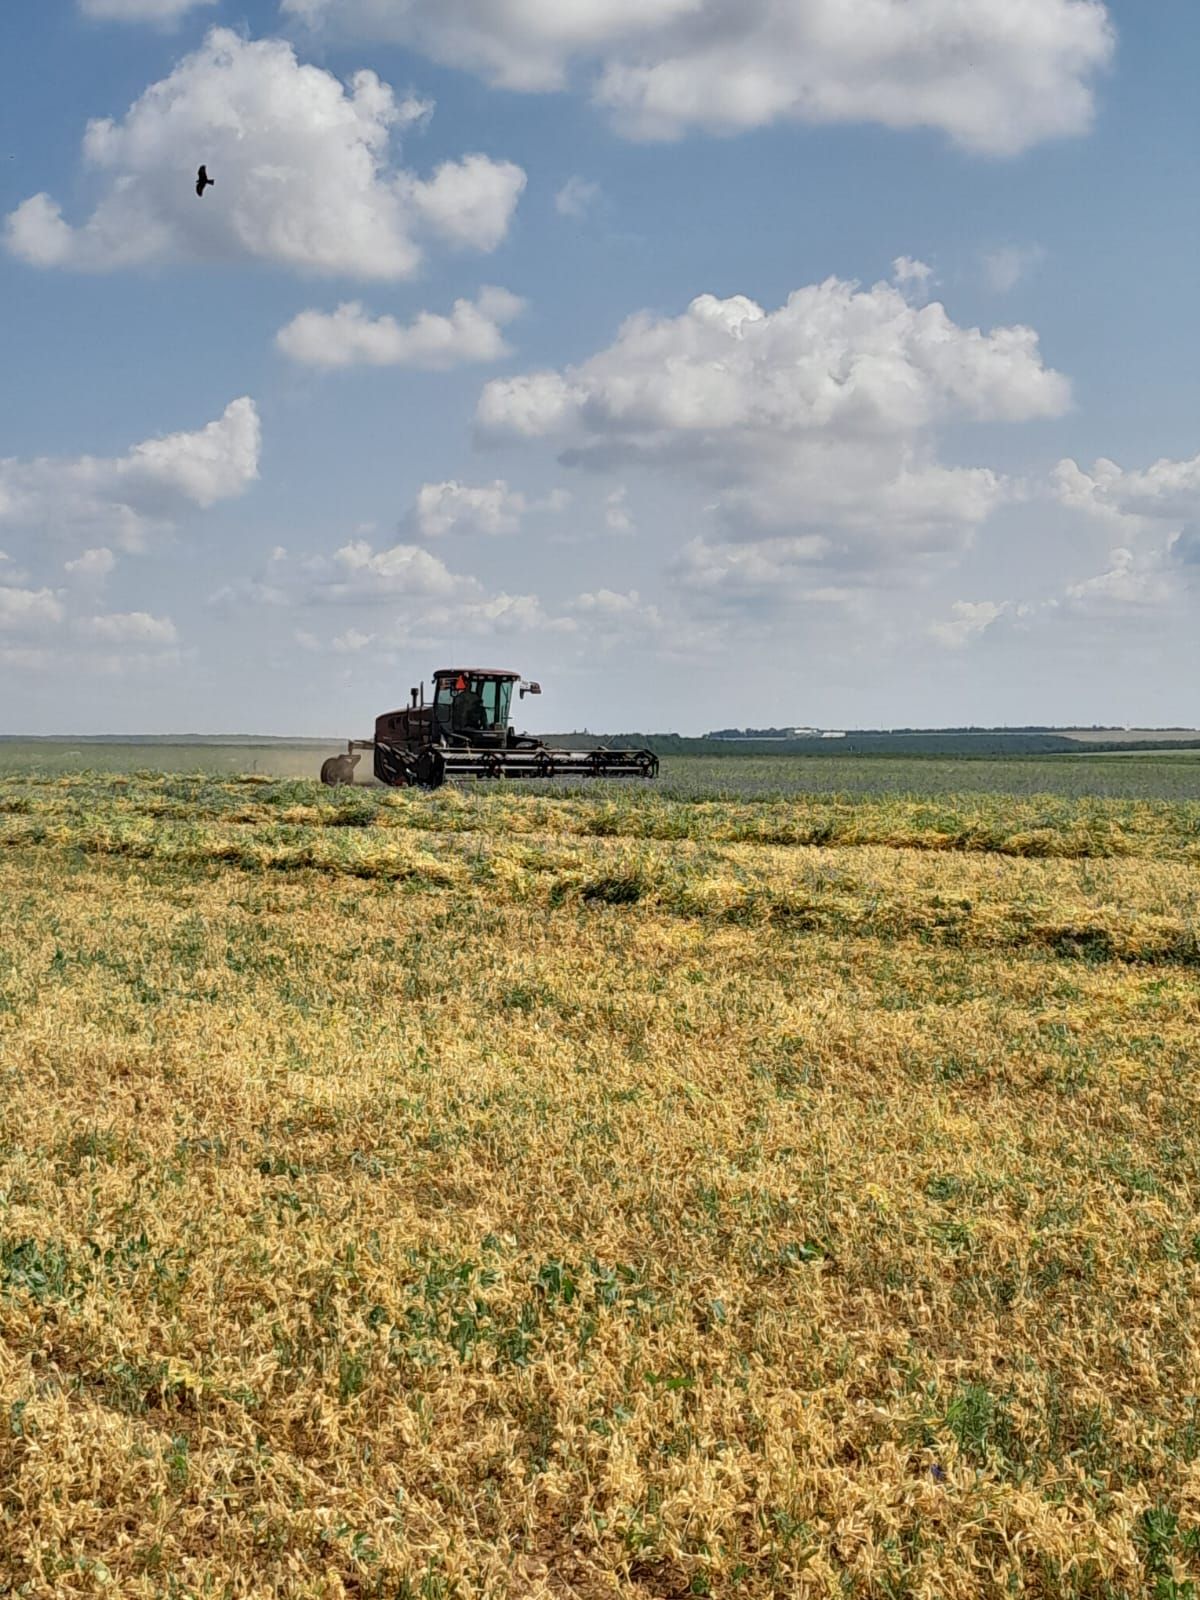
<box><xmin>1</xmin><ymin>0</ymin><xmax>1197</xmax><ymax>735</ymax></box>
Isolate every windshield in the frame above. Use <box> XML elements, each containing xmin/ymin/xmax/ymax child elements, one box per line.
<box><xmin>489</xmin><ymin>678</ymin><xmax>513</xmax><ymax>728</ymax></box>
<box><xmin>434</xmin><ymin>676</ymin><xmax>514</xmax><ymax>737</ymax></box>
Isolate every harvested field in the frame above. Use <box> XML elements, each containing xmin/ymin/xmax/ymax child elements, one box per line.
<box><xmin>2</xmin><ymin>773</ymin><xmax>1200</xmax><ymax>1598</ymax></box>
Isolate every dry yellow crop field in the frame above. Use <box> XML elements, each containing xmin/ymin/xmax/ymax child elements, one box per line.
<box><xmin>3</xmin><ymin>773</ymin><xmax>1200</xmax><ymax>1599</ymax></box>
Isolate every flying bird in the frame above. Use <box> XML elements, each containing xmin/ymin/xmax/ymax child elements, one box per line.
<box><xmin>195</xmin><ymin>165</ymin><xmax>214</xmax><ymax>198</ymax></box>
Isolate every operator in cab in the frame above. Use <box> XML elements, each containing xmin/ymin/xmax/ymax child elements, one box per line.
<box><xmin>450</xmin><ymin>677</ymin><xmax>488</xmax><ymax>734</ymax></box>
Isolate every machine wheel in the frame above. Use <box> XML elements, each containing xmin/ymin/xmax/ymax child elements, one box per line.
<box><xmin>415</xmin><ymin>748</ymin><xmax>446</xmax><ymax>790</ymax></box>
<box><xmin>321</xmin><ymin>753</ymin><xmax>361</xmax><ymax>787</ymax></box>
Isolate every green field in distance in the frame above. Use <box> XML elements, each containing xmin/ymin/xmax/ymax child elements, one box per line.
<box><xmin>1</xmin><ymin>740</ymin><xmax>1198</xmax><ymax>800</ymax></box>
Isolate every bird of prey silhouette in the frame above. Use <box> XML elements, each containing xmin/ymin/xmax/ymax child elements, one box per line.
<box><xmin>195</xmin><ymin>165</ymin><xmax>214</xmax><ymax>198</ymax></box>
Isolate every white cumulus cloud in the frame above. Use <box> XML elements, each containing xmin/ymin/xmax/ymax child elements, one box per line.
<box><xmin>288</xmin><ymin>540</ymin><xmax>560</xmax><ymax>644</ymax></box>
<box><xmin>1053</xmin><ymin>445</ymin><xmax>1200</xmax><ymax>603</ymax></box>
<box><xmin>5</xmin><ymin>30</ymin><xmax>524</xmax><ymax>279</ymax></box>
<box><xmin>82</xmin><ymin>610</ymin><xmax>179</xmax><ymax>644</ymax></box>
<box><xmin>0</xmin><ymin>586</ymin><xmax>65</xmax><ymax>633</ymax></box>
<box><xmin>284</xmin><ymin>0</ymin><xmax>1114</xmax><ymax>155</ymax></box>
<box><xmin>569</xmin><ymin>587</ymin><xmax>667</xmax><ymax>645</ymax></box>
<box><xmin>64</xmin><ymin>547</ymin><xmax>117</xmax><ymax>582</ymax></box>
<box><xmin>929</xmin><ymin>599</ymin><xmax>1010</xmax><ymax>649</ymax></box>
<box><xmin>1065</xmin><ymin>548</ymin><xmax>1173</xmax><ymax>613</ymax></box>
<box><xmin>78</xmin><ymin>0</ymin><xmax>215</xmax><ymax>22</ymax></box>
<box><xmin>672</xmin><ymin>536</ymin><xmax>853</xmax><ymax>611</ymax></box>
<box><xmin>311</xmin><ymin>539</ymin><xmax>467</xmax><ymax>602</ymax></box>
<box><xmin>478</xmin><ymin>276</ymin><xmax>1069</xmax><ymax>581</ymax></box>
<box><xmin>277</xmin><ymin>286</ymin><xmax>523</xmax><ymax>368</ymax></box>
<box><xmin>399</xmin><ymin>155</ymin><xmax>527</xmax><ymax>252</ymax></box>
<box><xmin>1053</xmin><ymin>449</ymin><xmax>1200</xmax><ymax>530</ymax></box>
<box><xmin>572</xmin><ymin>587</ymin><xmax>646</xmax><ymax>617</ymax></box>
<box><xmin>421</xmin><ymin>592</ymin><xmax>560</xmax><ymax>636</ymax></box>
<box><xmin>481</xmin><ymin>281</ymin><xmax>1069</xmax><ymax>443</ymax></box>
<box><xmin>0</xmin><ymin>398</ymin><xmax>260</xmax><ymax>551</ymax></box>
<box><xmin>892</xmin><ymin>256</ymin><xmax>934</xmax><ymax>295</ymax></box>
<box><xmin>410</xmin><ymin>480</ymin><xmax>527</xmax><ymax>539</ymax></box>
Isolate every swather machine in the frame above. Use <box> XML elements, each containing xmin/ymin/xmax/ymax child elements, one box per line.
<box><xmin>324</xmin><ymin>668</ymin><xmax>659</xmax><ymax>789</ymax></box>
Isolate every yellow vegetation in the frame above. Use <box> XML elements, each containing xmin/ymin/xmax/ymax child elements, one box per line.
<box><xmin>2</xmin><ymin>773</ymin><xmax>1200</xmax><ymax>1597</ymax></box>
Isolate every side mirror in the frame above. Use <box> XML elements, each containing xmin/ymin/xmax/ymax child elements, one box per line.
<box><xmin>519</xmin><ymin>681</ymin><xmax>542</xmax><ymax>698</ymax></box>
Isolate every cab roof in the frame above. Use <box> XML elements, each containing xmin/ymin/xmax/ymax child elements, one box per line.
<box><xmin>433</xmin><ymin>668</ymin><xmax>521</xmax><ymax>681</ymax></box>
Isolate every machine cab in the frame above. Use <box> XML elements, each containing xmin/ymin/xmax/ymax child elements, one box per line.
<box><xmin>432</xmin><ymin>669</ymin><xmax>521</xmax><ymax>745</ymax></box>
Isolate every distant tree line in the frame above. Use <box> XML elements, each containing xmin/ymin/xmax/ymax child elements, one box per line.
<box><xmin>707</xmin><ymin>727</ymin><xmax>813</xmax><ymax>739</ymax></box>
<box><xmin>545</xmin><ymin>730</ymin><xmax>1200</xmax><ymax>758</ymax></box>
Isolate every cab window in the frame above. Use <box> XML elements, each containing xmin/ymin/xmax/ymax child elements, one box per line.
<box><xmin>434</xmin><ymin>676</ymin><xmax>513</xmax><ymax>736</ymax></box>
<box><xmin>476</xmin><ymin>679</ymin><xmax>513</xmax><ymax>727</ymax></box>
<box><xmin>476</xmin><ymin>678</ymin><xmax>499</xmax><ymax>725</ymax></box>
